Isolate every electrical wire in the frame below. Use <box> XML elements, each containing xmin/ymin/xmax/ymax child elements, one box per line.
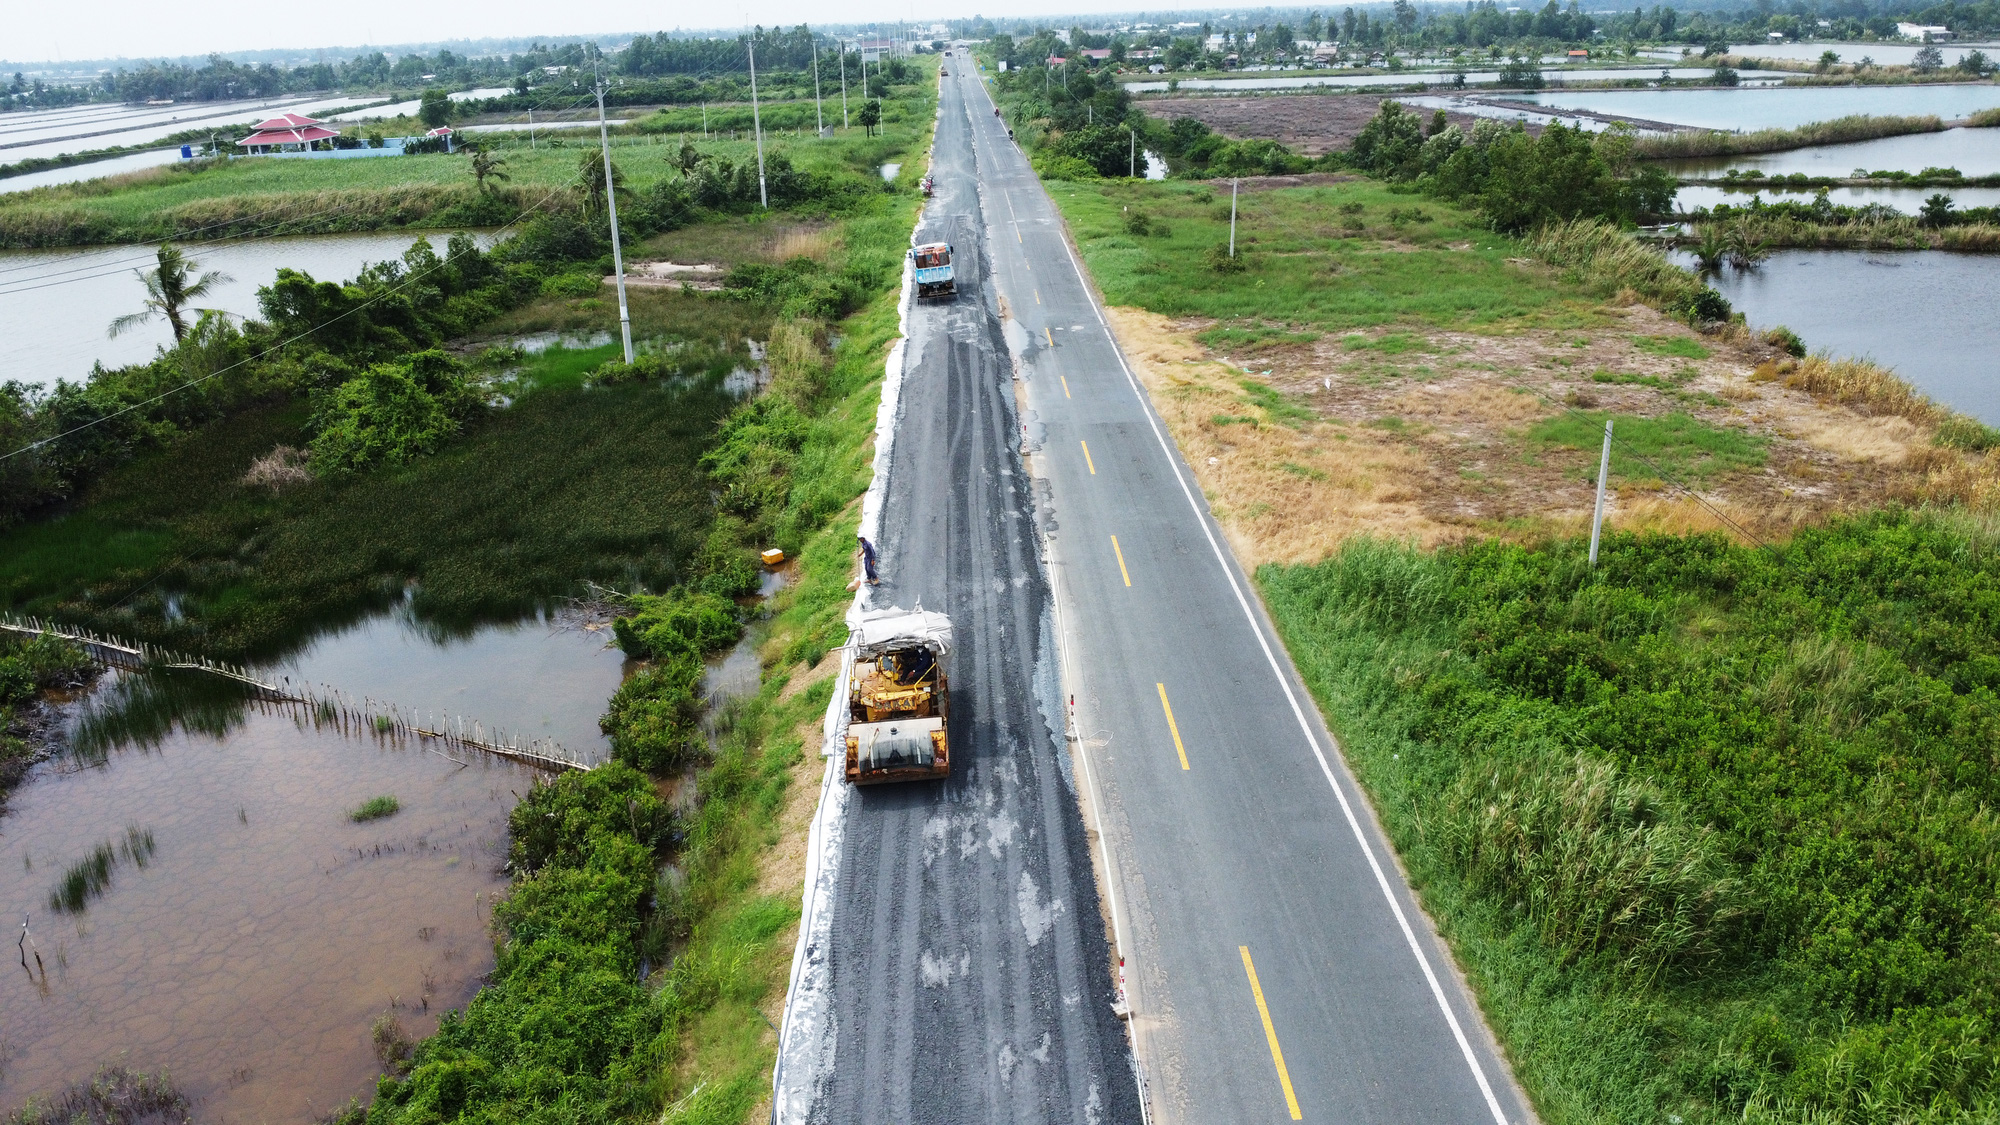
<box><xmin>0</xmin><ymin>171</ymin><xmax>581</xmax><ymax>465</ymax></box>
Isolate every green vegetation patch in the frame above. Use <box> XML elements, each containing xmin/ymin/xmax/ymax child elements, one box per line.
<box><xmin>349</xmin><ymin>795</ymin><xmax>401</xmax><ymax>822</ymax></box>
<box><xmin>1237</xmin><ymin>379</ymin><xmax>1318</xmax><ymax>428</ymax></box>
<box><xmin>1196</xmin><ymin>323</ymin><xmax>1323</xmax><ymax>352</ymax></box>
<box><xmin>1258</xmin><ymin>515</ymin><xmax>2000</xmax><ymax>1123</ymax></box>
<box><xmin>1343</xmin><ymin>331</ymin><xmax>1428</xmax><ymax>354</ymax></box>
<box><xmin>1528</xmin><ymin>410</ymin><xmax>1765</xmax><ymax>484</ymax></box>
<box><xmin>1051</xmin><ymin>179</ymin><xmax>1584</xmax><ymax>333</ymax></box>
<box><xmin>1631</xmin><ymin>334</ymin><xmax>1712</xmax><ymax>360</ymax></box>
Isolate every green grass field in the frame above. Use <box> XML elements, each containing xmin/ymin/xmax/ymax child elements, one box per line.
<box><xmin>1047</xmin><ymin>177</ymin><xmax>1607</xmax><ymax>331</ymax></box>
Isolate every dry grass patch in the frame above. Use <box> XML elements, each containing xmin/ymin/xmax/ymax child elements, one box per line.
<box><xmin>1106</xmin><ymin>305</ymin><xmax>1453</xmax><ymax>567</ymax></box>
<box><xmin>1104</xmin><ymin>302</ymin><xmax>2000</xmax><ymax>560</ymax></box>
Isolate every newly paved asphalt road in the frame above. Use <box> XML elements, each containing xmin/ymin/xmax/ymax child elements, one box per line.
<box><xmin>805</xmin><ymin>62</ymin><xmax>1536</xmax><ymax>1124</ymax></box>
<box><xmin>806</xmin><ymin>67</ymin><xmax>1140</xmax><ymax>1125</ymax></box>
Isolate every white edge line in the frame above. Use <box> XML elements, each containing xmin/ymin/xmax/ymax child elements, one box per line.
<box><xmin>1042</xmin><ymin>177</ymin><xmax>1513</xmax><ymax>1125</ymax></box>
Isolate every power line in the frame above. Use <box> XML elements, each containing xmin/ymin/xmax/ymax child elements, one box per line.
<box><xmin>0</xmin><ymin>172</ymin><xmax>580</xmax><ymax>465</ymax></box>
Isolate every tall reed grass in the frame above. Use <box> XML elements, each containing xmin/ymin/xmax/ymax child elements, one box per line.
<box><xmin>1633</xmin><ymin>115</ymin><xmax>1943</xmax><ymax>161</ymax></box>
<box><xmin>1523</xmin><ymin>218</ymin><xmax>1708</xmax><ymax>313</ymax></box>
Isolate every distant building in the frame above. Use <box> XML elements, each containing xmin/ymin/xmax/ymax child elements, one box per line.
<box><xmin>856</xmin><ymin>38</ymin><xmax>897</xmax><ymax>63</ymax></box>
<box><xmin>1568</xmin><ymin>48</ymin><xmax>1590</xmax><ymax>57</ymax></box>
<box><xmin>1079</xmin><ymin>48</ymin><xmax>1112</xmax><ymax>63</ymax></box>
<box><xmin>1897</xmin><ymin>21</ymin><xmax>1954</xmax><ymax>40</ymax></box>
<box><xmin>238</xmin><ymin>112</ymin><xmax>339</xmax><ymax>154</ymax></box>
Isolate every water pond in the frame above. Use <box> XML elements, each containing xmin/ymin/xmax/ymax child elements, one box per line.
<box><xmin>0</xmin><ymin>230</ymin><xmax>499</xmax><ymax>389</ymax></box>
<box><xmin>1684</xmin><ymin>248</ymin><xmax>2000</xmax><ymax>423</ymax></box>
<box><xmin>1661</xmin><ymin>127</ymin><xmax>2000</xmax><ymax>179</ymax></box>
<box><xmin>1502</xmin><ymin>83</ymin><xmax>2000</xmax><ymax>130</ymax></box>
<box><xmin>0</xmin><ymin>702</ymin><xmax>531</xmax><ymax>1124</ymax></box>
<box><xmin>0</xmin><ymin>592</ymin><xmax>651</xmax><ymax>1120</ymax></box>
<box><xmin>0</xmin><ymin>149</ymin><xmax>185</xmax><ymax>196</ymax></box>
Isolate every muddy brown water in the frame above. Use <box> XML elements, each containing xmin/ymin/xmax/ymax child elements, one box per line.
<box><xmin>0</xmin><ymin>603</ymin><xmax>644</xmax><ymax>1120</ymax></box>
<box><xmin>0</xmin><ymin>706</ymin><xmax>534</xmax><ymax>1123</ymax></box>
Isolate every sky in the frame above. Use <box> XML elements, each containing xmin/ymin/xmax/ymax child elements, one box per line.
<box><xmin>3</xmin><ymin>0</ymin><xmax>1244</xmax><ymax>65</ymax></box>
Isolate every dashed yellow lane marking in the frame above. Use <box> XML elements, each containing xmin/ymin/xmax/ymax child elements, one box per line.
<box><xmin>1035</xmin><ymin>288</ymin><xmax>1041</xmax><ymax>304</ymax></box>
<box><xmin>1045</xmin><ymin>327</ymin><xmax>1054</xmax><ymax>347</ymax></box>
<box><xmin>1062</xmin><ymin>375</ymin><xmax>1072</xmax><ymax>399</ymax></box>
<box><xmin>1241</xmin><ymin>946</ymin><xmax>1304</xmax><ymax>1119</ymax></box>
<box><xmin>1112</xmin><ymin>535</ymin><xmax>1132</xmax><ymax>587</ymax></box>
<box><xmin>1156</xmin><ymin>683</ymin><xmax>1189</xmax><ymax>769</ymax></box>
<box><xmin>1080</xmin><ymin>439</ymin><xmax>1094</xmax><ymax>473</ymax></box>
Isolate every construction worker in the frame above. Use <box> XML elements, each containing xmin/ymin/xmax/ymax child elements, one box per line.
<box><xmin>858</xmin><ymin>535</ymin><xmax>880</xmax><ymax>585</ymax></box>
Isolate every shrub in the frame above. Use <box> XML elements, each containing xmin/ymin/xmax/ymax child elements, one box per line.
<box><xmin>539</xmin><ymin>272</ymin><xmax>602</xmax><ymax>298</ymax></box>
<box><xmin>307</xmin><ymin>351</ymin><xmax>476</xmax><ymax>476</ymax></box>
<box><xmin>1762</xmin><ymin>325</ymin><xmax>1806</xmax><ymax>357</ymax></box>
<box><xmin>1032</xmin><ymin>153</ymin><xmax>1101</xmax><ymax>181</ymax></box>
<box><xmin>1934</xmin><ymin>415</ymin><xmax>2000</xmax><ymax>452</ymax></box>
<box><xmin>600</xmin><ymin>659</ymin><xmax>706</xmax><ymax>771</ymax></box>
<box><xmin>1206</xmin><ymin>243</ymin><xmax>1247</xmax><ymax>273</ymax></box>
<box><xmin>611</xmin><ymin>590</ymin><xmax>739</xmax><ymax>662</ymax></box>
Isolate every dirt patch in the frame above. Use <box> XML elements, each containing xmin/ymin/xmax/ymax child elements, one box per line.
<box><xmin>1140</xmin><ymin>94</ymin><xmax>1488</xmax><ymax>156</ymax></box>
<box><xmin>1105</xmin><ymin>302</ymin><xmax>1967</xmax><ymax>565</ymax></box>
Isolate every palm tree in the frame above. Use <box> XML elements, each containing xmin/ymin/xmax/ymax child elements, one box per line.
<box><xmin>108</xmin><ymin>244</ymin><xmax>230</xmax><ymax>343</ymax></box>
<box><xmin>1688</xmin><ymin>224</ymin><xmax>1729</xmax><ymax>274</ymax></box>
<box><xmin>467</xmin><ymin>143</ymin><xmax>510</xmax><ymax>192</ymax></box>
<box><xmin>578</xmin><ymin>151</ymin><xmax>627</xmax><ymax>219</ymax></box>
<box><xmin>673</xmin><ymin>141</ymin><xmax>705</xmax><ymax>180</ymax></box>
<box><xmin>1725</xmin><ymin>219</ymin><xmax>1771</xmax><ymax>269</ymax></box>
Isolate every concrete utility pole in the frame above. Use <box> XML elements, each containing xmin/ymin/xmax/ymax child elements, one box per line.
<box><xmin>747</xmin><ymin>37</ymin><xmax>768</xmax><ymax>208</ymax></box>
<box><xmin>1124</xmin><ymin>124</ymin><xmax>1135</xmax><ymax>177</ymax></box>
<box><xmin>528</xmin><ymin>108</ymin><xmax>535</xmax><ymax>150</ymax></box>
<box><xmin>593</xmin><ymin>66</ymin><xmax>634</xmax><ymax>365</ymax></box>
<box><xmin>1229</xmin><ymin>177</ymin><xmax>1239</xmax><ymax>256</ymax></box>
<box><xmin>1589</xmin><ymin>418</ymin><xmax>1613</xmax><ymax>566</ymax></box>
<box><xmin>813</xmin><ymin>44</ymin><xmax>824</xmax><ymax>132</ymax></box>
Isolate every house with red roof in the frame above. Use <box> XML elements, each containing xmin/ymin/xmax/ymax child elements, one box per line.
<box><xmin>237</xmin><ymin>112</ymin><xmax>340</xmax><ymax>154</ymax></box>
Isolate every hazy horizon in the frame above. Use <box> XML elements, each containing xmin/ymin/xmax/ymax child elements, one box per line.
<box><xmin>3</xmin><ymin>0</ymin><xmax>1263</xmax><ymax>68</ymax></box>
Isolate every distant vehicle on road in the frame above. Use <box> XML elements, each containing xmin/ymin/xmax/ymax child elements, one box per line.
<box><xmin>845</xmin><ymin>608</ymin><xmax>953</xmax><ymax>784</ymax></box>
<box><xmin>910</xmin><ymin>241</ymin><xmax>956</xmax><ymax>298</ymax></box>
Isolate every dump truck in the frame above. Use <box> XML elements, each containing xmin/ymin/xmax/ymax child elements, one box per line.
<box><xmin>910</xmin><ymin>242</ymin><xmax>955</xmax><ymax>299</ymax></box>
<box><xmin>844</xmin><ymin>607</ymin><xmax>952</xmax><ymax>784</ymax></box>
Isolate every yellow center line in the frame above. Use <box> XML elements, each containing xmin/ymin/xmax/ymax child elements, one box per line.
<box><xmin>1240</xmin><ymin>946</ymin><xmax>1304</xmax><ymax>1120</ymax></box>
<box><xmin>1061</xmin><ymin>375</ymin><xmax>1072</xmax><ymax>400</ymax></box>
<box><xmin>1156</xmin><ymin>683</ymin><xmax>1189</xmax><ymax>769</ymax></box>
<box><xmin>1111</xmin><ymin>534</ymin><xmax>1132</xmax><ymax>588</ymax></box>
<box><xmin>1080</xmin><ymin>439</ymin><xmax>1094</xmax><ymax>473</ymax></box>
<box><xmin>1035</xmin><ymin>288</ymin><xmax>1041</xmax><ymax>304</ymax></box>
<box><xmin>1016</xmin><ymin>225</ymin><xmax>1022</xmax><ymax>243</ymax></box>
<box><xmin>1046</xmin><ymin>326</ymin><xmax>1054</xmax><ymax>347</ymax></box>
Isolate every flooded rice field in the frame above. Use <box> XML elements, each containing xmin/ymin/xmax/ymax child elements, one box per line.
<box><xmin>1684</xmin><ymin>248</ymin><xmax>2000</xmax><ymax>424</ymax></box>
<box><xmin>0</xmin><ymin>148</ymin><xmax>186</xmax><ymax>196</ymax></box>
<box><xmin>0</xmin><ymin>230</ymin><xmax>499</xmax><ymax>389</ymax></box>
<box><xmin>0</xmin><ymin>701</ymin><xmax>532</xmax><ymax>1123</ymax></box>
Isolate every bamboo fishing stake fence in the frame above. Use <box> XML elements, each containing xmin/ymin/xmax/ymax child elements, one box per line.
<box><xmin>1</xmin><ymin>615</ymin><xmax>590</xmax><ymax>773</ymax></box>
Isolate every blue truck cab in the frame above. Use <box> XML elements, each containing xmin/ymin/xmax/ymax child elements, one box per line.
<box><xmin>910</xmin><ymin>242</ymin><xmax>955</xmax><ymax>299</ymax></box>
